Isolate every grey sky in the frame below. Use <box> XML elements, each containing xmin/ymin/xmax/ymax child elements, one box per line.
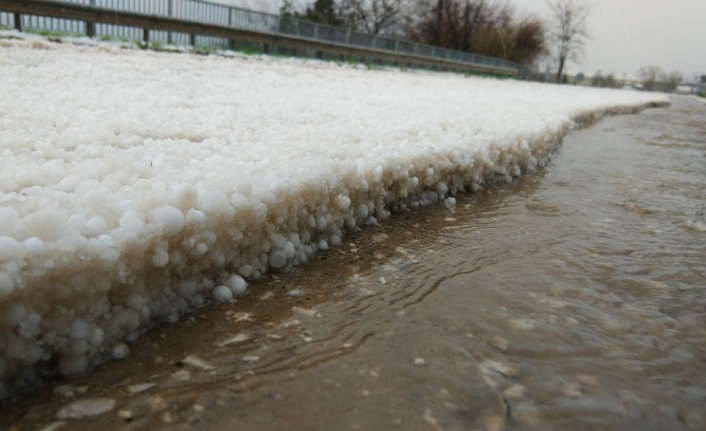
<box><xmin>511</xmin><ymin>0</ymin><xmax>706</xmax><ymax>80</ymax></box>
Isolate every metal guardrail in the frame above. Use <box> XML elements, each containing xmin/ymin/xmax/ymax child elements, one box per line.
<box><xmin>0</xmin><ymin>0</ymin><xmax>522</xmax><ymax>76</ymax></box>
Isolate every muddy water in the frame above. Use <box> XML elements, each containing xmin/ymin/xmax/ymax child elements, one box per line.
<box><xmin>3</xmin><ymin>97</ymin><xmax>706</xmax><ymax>431</ymax></box>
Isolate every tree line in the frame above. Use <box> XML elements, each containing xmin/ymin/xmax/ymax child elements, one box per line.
<box><xmin>637</xmin><ymin>66</ymin><xmax>685</xmax><ymax>92</ymax></box>
<box><xmin>281</xmin><ymin>0</ymin><xmax>549</xmax><ymax>66</ymax></box>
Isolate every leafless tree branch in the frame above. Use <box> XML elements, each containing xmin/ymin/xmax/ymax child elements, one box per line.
<box><xmin>547</xmin><ymin>0</ymin><xmax>591</xmax><ymax>83</ymax></box>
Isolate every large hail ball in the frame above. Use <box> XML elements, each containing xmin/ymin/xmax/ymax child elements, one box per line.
<box><xmin>283</xmin><ymin>241</ymin><xmax>296</xmax><ymax>259</ymax></box>
<box><xmin>69</xmin><ymin>319</ymin><xmax>91</xmax><ymax>339</ymax></box>
<box><xmin>112</xmin><ymin>343</ymin><xmax>130</xmax><ymax>359</ymax></box>
<box><xmin>152</xmin><ymin>205</ymin><xmax>184</xmax><ymax>235</ymax></box>
<box><xmin>2</xmin><ymin>304</ymin><xmax>26</xmax><ymax>327</ymax></box>
<box><xmin>238</xmin><ymin>265</ymin><xmax>253</xmax><ymax>278</ymax></box>
<box><xmin>0</xmin><ymin>273</ymin><xmax>15</xmax><ymax>298</ymax></box>
<box><xmin>0</xmin><ymin>208</ymin><xmax>19</xmax><ymax>235</ymax></box>
<box><xmin>226</xmin><ymin>274</ymin><xmax>248</xmax><ymax>297</ymax></box>
<box><xmin>317</xmin><ymin>239</ymin><xmax>329</xmax><ymax>250</ymax></box>
<box><xmin>269</xmin><ymin>250</ymin><xmax>287</xmax><ymax>268</ymax></box>
<box><xmin>212</xmin><ymin>285</ymin><xmax>234</xmax><ymax>302</ymax></box>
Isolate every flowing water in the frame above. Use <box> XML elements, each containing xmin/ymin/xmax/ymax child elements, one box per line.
<box><xmin>3</xmin><ymin>97</ymin><xmax>706</xmax><ymax>431</ymax></box>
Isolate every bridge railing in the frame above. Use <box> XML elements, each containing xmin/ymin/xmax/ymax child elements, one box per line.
<box><xmin>0</xmin><ymin>0</ymin><xmax>522</xmax><ymax>75</ymax></box>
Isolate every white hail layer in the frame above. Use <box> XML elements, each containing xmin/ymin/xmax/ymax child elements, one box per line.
<box><xmin>0</xmin><ymin>37</ymin><xmax>668</xmax><ymax>397</ymax></box>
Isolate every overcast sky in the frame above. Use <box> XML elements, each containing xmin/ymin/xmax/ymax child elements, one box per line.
<box><xmin>511</xmin><ymin>0</ymin><xmax>706</xmax><ymax>80</ymax></box>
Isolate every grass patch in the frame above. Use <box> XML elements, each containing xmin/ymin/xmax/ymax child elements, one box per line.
<box><xmin>192</xmin><ymin>44</ymin><xmax>216</xmax><ymax>55</ymax></box>
<box><xmin>234</xmin><ymin>47</ymin><xmax>260</xmax><ymax>55</ymax></box>
<box><xmin>149</xmin><ymin>40</ymin><xmax>165</xmax><ymax>50</ymax></box>
<box><xmin>25</xmin><ymin>28</ymin><xmax>82</xmax><ymax>38</ymax></box>
<box><xmin>97</xmin><ymin>34</ymin><xmax>130</xmax><ymax>43</ymax></box>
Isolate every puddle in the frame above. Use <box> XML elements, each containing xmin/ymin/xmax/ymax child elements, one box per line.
<box><xmin>2</xmin><ymin>99</ymin><xmax>706</xmax><ymax>431</ymax></box>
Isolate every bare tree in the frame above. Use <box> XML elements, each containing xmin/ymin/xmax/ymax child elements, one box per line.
<box><xmin>447</xmin><ymin>0</ymin><xmax>485</xmax><ymax>52</ymax></box>
<box><xmin>368</xmin><ymin>0</ymin><xmax>402</xmax><ymax>34</ymax></box>
<box><xmin>303</xmin><ymin>0</ymin><xmax>343</xmax><ymax>26</ymax></box>
<box><xmin>547</xmin><ymin>0</ymin><xmax>591</xmax><ymax>83</ymax></box>
<box><xmin>340</xmin><ymin>0</ymin><xmax>402</xmax><ymax>35</ymax></box>
<box><xmin>638</xmin><ymin>65</ymin><xmax>664</xmax><ymax>91</ymax></box>
<box><xmin>659</xmin><ymin>70</ymin><xmax>683</xmax><ymax>92</ymax></box>
<box><xmin>667</xmin><ymin>70</ymin><xmax>683</xmax><ymax>85</ymax></box>
<box><xmin>410</xmin><ymin>0</ymin><xmax>485</xmax><ymax>48</ymax></box>
<box><xmin>435</xmin><ymin>0</ymin><xmax>443</xmax><ymax>44</ymax></box>
<box><xmin>591</xmin><ymin>70</ymin><xmax>603</xmax><ymax>87</ymax></box>
<box><xmin>403</xmin><ymin>0</ymin><xmax>546</xmax><ymax>64</ymax></box>
<box><xmin>603</xmin><ymin>73</ymin><xmax>617</xmax><ymax>88</ymax></box>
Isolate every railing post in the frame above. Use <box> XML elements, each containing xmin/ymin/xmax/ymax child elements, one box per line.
<box><xmin>394</xmin><ymin>39</ymin><xmax>398</xmax><ymax>53</ymax></box>
<box><xmin>412</xmin><ymin>44</ymin><xmax>417</xmax><ymax>56</ymax></box>
<box><xmin>86</xmin><ymin>0</ymin><xmax>95</xmax><ymax>38</ymax></box>
<box><xmin>313</xmin><ymin>23</ymin><xmax>319</xmax><ymax>39</ymax></box>
<box><xmin>167</xmin><ymin>0</ymin><xmax>173</xmax><ymax>44</ymax></box>
<box><xmin>345</xmin><ymin>29</ymin><xmax>351</xmax><ymax>44</ymax></box>
<box><xmin>13</xmin><ymin>12</ymin><xmax>21</xmax><ymax>32</ymax></box>
<box><xmin>227</xmin><ymin>7</ymin><xmax>234</xmax><ymax>49</ymax></box>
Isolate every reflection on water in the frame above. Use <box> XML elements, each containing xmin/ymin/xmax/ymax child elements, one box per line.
<box><xmin>4</xmin><ymin>98</ymin><xmax>706</xmax><ymax>430</ymax></box>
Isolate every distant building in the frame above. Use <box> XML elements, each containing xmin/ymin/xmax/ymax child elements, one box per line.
<box><xmin>208</xmin><ymin>0</ymin><xmax>281</xmax><ymax>15</ymax></box>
